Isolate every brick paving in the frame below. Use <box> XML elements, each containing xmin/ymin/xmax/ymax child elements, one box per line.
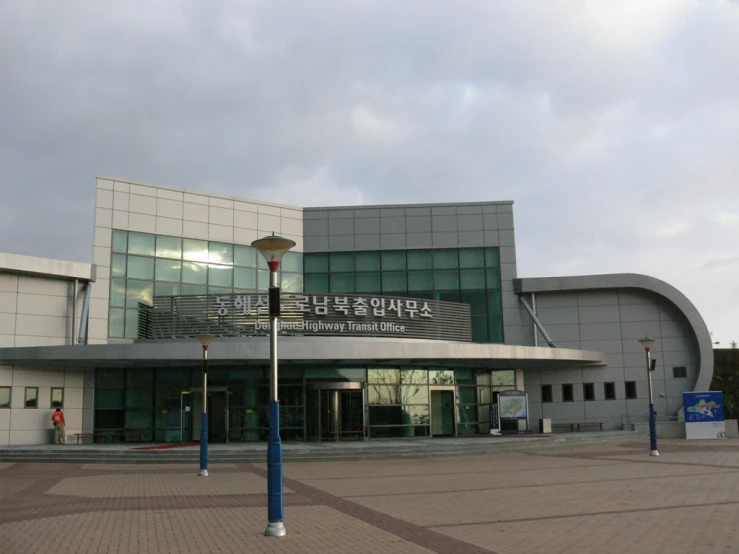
<box><xmin>1</xmin><ymin>438</ymin><xmax>738</xmax><ymax>553</ymax></box>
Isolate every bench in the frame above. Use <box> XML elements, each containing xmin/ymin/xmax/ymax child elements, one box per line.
<box><xmin>551</xmin><ymin>422</ymin><xmax>604</xmax><ymax>433</ymax></box>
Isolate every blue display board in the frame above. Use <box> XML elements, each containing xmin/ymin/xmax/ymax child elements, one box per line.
<box><xmin>683</xmin><ymin>391</ymin><xmax>726</xmax><ymax>439</ymax></box>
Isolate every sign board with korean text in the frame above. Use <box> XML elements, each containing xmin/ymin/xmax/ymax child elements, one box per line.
<box><xmin>683</xmin><ymin>391</ymin><xmax>727</xmax><ymax>440</ymax></box>
<box><xmin>498</xmin><ymin>390</ymin><xmax>528</xmax><ymax>420</ymax></box>
<box><xmin>139</xmin><ymin>293</ymin><xmax>472</xmax><ymax>342</ymax></box>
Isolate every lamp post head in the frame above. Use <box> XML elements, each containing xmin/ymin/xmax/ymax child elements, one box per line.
<box><xmin>252</xmin><ymin>234</ymin><xmax>296</xmax><ymax>273</ymax></box>
<box><xmin>196</xmin><ymin>335</ymin><xmax>215</xmax><ymax>350</ymax></box>
<box><xmin>637</xmin><ymin>337</ymin><xmax>656</xmax><ymax>351</ymax></box>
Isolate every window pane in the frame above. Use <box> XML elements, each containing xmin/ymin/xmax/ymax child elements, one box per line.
<box><xmin>563</xmin><ymin>384</ymin><xmax>574</xmax><ymax>402</ymax></box>
<box><xmin>234</xmin><ymin>267</ymin><xmax>257</xmax><ymax>289</ymax></box>
<box><xmin>487</xmin><ymin>290</ymin><xmax>502</xmax><ymax>315</ymax></box>
<box><xmin>281</xmin><ymin>273</ymin><xmax>303</xmax><ymax>293</ymax></box>
<box><xmin>209</xmin><ymin>242</ymin><xmax>233</xmax><ymax>265</ymax></box>
<box><xmin>111</xmin><ymin>254</ymin><xmax>126</xmax><ymax>277</ymax></box>
<box><xmin>434</xmin><ymin>270</ymin><xmax>459</xmax><ymax>290</ymax></box>
<box><xmin>488</xmin><ymin>316</ymin><xmax>503</xmax><ymax>342</ymax></box>
<box><xmin>209</xmin><ymin>264</ymin><xmax>233</xmax><ymax>287</ymax></box>
<box><xmin>368</xmin><ymin>385</ymin><xmax>428</xmax><ymax>405</ymax></box>
<box><xmin>25</xmin><ymin>387</ymin><xmax>38</xmax><ymax>408</ymax></box>
<box><xmin>183</xmin><ymin>239</ymin><xmax>209</xmax><ymax>262</ymax></box>
<box><xmin>436</xmin><ymin>290</ymin><xmax>460</xmax><ymax>303</ymax></box>
<box><xmin>368</xmin><ymin>368</ymin><xmax>401</xmax><ymax>384</ymax></box>
<box><xmin>541</xmin><ymin>385</ymin><xmax>552</xmax><ymax>403</ymax></box>
<box><xmin>461</xmin><ymin>291</ymin><xmax>486</xmax><ymax>317</ymax></box>
<box><xmin>126</xmin><ymin>280</ymin><xmax>153</xmax><ymax>307</ymax></box>
<box><xmin>304</xmin><ymin>253</ymin><xmax>329</xmax><ymax>273</ymax></box>
<box><xmin>51</xmin><ymin>388</ymin><xmax>64</xmax><ymax>408</ymax></box>
<box><xmin>407</xmin><ymin>249</ymin><xmax>432</xmax><ymax>270</ymax></box>
<box><xmin>125</xmin><ymin>309</ymin><xmax>140</xmax><ymax>337</ymax></box>
<box><xmin>492</xmin><ymin>370</ymin><xmax>515</xmax><ymax>388</ymax></box>
<box><xmin>127</xmin><ymin>256</ymin><xmax>154</xmax><ymax>280</ymax></box>
<box><xmin>112</xmin><ymin>230</ymin><xmax>128</xmax><ymax>253</ymax></box>
<box><xmin>401</xmin><ymin>368</ymin><xmax>428</xmax><ymax>384</ymax></box>
<box><xmin>330</xmin><ymin>273</ymin><xmax>355</xmax><ymax>293</ymax></box>
<box><xmin>182</xmin><ymin>262</ymin><xmax>208</xmax><ymax>284</ymax></box>
<box><xmin>0</xmin><ymin>387</ymin><xmax>10</xmax><ymax>408</ymax></box>
<box><xmin>182</xmin><ymin>285</ymin><xmax>207</xmax><ymax>296</ymax></box>
<box><xmin>471</xmin><ymin>316</ymin><xmax>488</xmax><ymax>343</ymax></box>
<box><xmin>459</xmin><ymin>248</ymin><xmax>485</xmax><ymax>268</ymax></box>
<box><xmin>281</xmin><ymin>251</ymin><xmax>303</xmax><ymax>273</ymax></box>
<box><xmin>304</xmin><ymin>274</ymin><xmax>329</xmax><ymax>293</ymax></box>
<box><xmin>625</xmin><ymin>381</ymin><xmax>637</xmax><ymax>399</ymax></box>
<box><xmin>234</xmin><ymin>245</ymin><xmax>257</xmax><ymax>267</ymax></box>
<box><xmin>156</xmin><ymin>236</ymin><xmax>182</xmax><ymax>259</ymax></box>
<box><xmin>330</xmin><ymin>252</ymin><xmax>354</xmax><ymax>272</ymax></box>
<box><xmin>128</xmin><ymin>232</ymin><xmax>155</xmax><ymax>256</ymax></box>
<box><xmin>486</xmin><ymin>270</ymin><xmax>501</xmax><ymax>289</ymax></box>
<box><xmin>96</xmin><ymin>390</ymin><xmax>125</xmax><ymax>410</ymax></box>
<box><xmin>355</xmin><ymin>251</ymin><xmax>380</xmax><ymax>271</ymax></box>
<box><xmin>604</xmin><ymin>382</ymin><xmax>616</xmax><ymax>400</ymax></box>
<box><xmin>257</xmin><ymin>269</ymin><xmax>269</xmax><ymax>290</ymax></box>
<box><xmin>429</xmin><ymin>369</ymin><xmax>454</xmax><ymax>385</ymax></box>
<box><xmin>108</xmin><ymin>308</ymin><xmax>125</xmax><ymax>337</ymax></box>
<box><xmin>460</xmin><ymin>269</ymin><xmax>485</xmax><ymax>289</ymax></box>
<box><xmin>154</xmin><ymin>282</ymin><xmax>180</xmax><ymax>297</ymax></box>
<box><xmin>485</xmin><ymin>247</ymin><xmax>500</xmax><ymax>268</ymax></box>
<box><xmin>209</xmin><ymin>287</ymin><xmax>232</xmax><ymax>295</ymax></box>
<box><xmin>584</xmin><ymin>383</ymin><xmax>595</xmax><ymax>401</ymax></box>
<box><xmin>382</xmin><ymin>271</ymin><xmax>407</xmax><ymax>292</ymax></box>
<box><xmin>355</xmin><ymin>272</ymin><xmax>381</xmax><ymax>293</ymax></box>
<box><xmin>407</xmin><ymin>271</ymin><xmax>433</xmax><ymax>291</ymax></box>
<box><xmin>110</xmin><ymin>279</ymin><xmax>126</xmax><ymax>307</ymax></box>
<box><xmin>155</xmin><ymin>259</ymin><xmax>181</xmax><ymax>282</ymax></box>
<box><xmin>433</xmin><ymin>249</ymin><xmax>458</xmax><ymax>269</ymax></box>
<box><xmin>381</xmin><ymin>250</ymin><xmax>406</xmax><ymax>270</ymax></box>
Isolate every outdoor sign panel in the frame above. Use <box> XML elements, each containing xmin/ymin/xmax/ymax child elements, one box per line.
<box><xmin>140</xmin><ymin>292</ymin><xmax>472</xmax><ymax>342</ymax></box>
<box><xmin>683</xmin><ymin>391</ymin><xmax>726</xmax><ymax>440</ymax></box>
<box><xmin>498</xmin><ymin>390</ymin><xmax>528</xmax><ymax>420</ymax></box>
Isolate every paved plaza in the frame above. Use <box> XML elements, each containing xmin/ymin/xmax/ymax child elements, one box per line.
<box><xmin>1</xmin><ymin>439</ymin><xmax>738</xmax><ymax>553</ymax></box>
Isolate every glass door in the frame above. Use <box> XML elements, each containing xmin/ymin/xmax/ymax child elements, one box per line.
<box><xmin>430</xmin><ymin>388</ymin><xmax>456</xmax><ymax>437</ymax></box>
<box><xmin>307</xmin><ymin>383</ymin><xmax>365</xmax><ymax>441</ymax></box>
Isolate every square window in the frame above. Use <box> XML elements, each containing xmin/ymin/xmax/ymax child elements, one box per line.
<box><xmin>209</xmin><ymin>242</ymin><xmax>233</xmax><ymax>265</ymax></box>
<box><xmin>355</xmin><ymin>251</ymin><xmax>381</xmax><ymax>272</ymax></box>
<box><xmin>183</xmin><ymin>239</ymin><xmax>209</xmax><ymax>262</ymax></box>
<box><xmin>304</xmin><ymin>253</ymin><xmax>329</xmax><ymax>273</ymax></box>
<box><xmin>381</xmin><ymin>250</ymin><xmax>406</xmax><ymax>271</ymax></box>
<box><xmin>408</xmin><ymin>271</ymin><xmax>433</xmax><ymax>291</ymax></box>
<box><xmin>51</xmin><ymin>387</ymin><xmax>64</xmax><ymax>408</ymax></box>
<box><xmin>234</xmin><ymin>267</ymin><xmax>257</xmax><ymax>289</ymax></box>
<box><xmin>234</xmin><ymin>245</ymin><xmax>257</xmax><ymax>268</ymax></box>
<box><xmin>126</xmin><ymin>256</ymin><xmax>154</xmax><ymax>280</ymax></box>
<box><xmin>562</xmin><ymin>384</ymin><xmax>574</xmax><ymax>402</ymax></box>
<box><xmin>382</xmin><ymin>271</ymin><xmax>407</xmax><ymax>292</ymax></box>
<box><xmin>281</xmin><ymin>251</ymin><xmax>303</xmax><ymax>273</ymax></box>
<box><xmin>583</xmin><ymin>383</ymin><xmax>595</xmax><ymax>401</ymax></box>
<box><xmin>154</xmin><ymin>282</ymin><xmax>180</xmax><ymax>297</ymax></box>
<box><xmin>330</xmin><ymin>273</ymin><xmax>355</xmax><ymax>293</ymax></box>
<box><xmin>126</xmin><ymin>280</ymin><xmax>154</xmax><ymax>308</ymax></box>
<box><xmin>281</xmin><ymin>272</ymin><xmax>303</xmax><ymax>293</ymax></box>
<box><xmin>182</xmin><ymin>262</ymin><xmax>208</xmax><ymax>284</ymax></box>
<box><xmin>434</xmin><ymin>269</ymin><xmax>459</xmax><ymax>290</ymax></box>
<box><xmin>459</xmin><ymin>248</ymin><xmax>485</xmax><ymax>268</ymax></box>
<box><xmin>156</xmin><ymin>236</ymin><xmax>182</xmax><ymax>259</ymax></box>
<box><xmin>625</xmin><ymin>381</ymin><xmax>637</xmax><ymax>399</ymax></box>
<box><xmin>604</xmin><ymin>382</ymin><xmax>616</xmax><ymax>400</ymax></box>
<box><xmin>208</xmin><ymin>264</ymin><xmax>233</xmax><ymax>287</ymax></box>
<box><xmin>304</xmin><ymin>274</ymin><xmax>329</xmax><ymax>293</ymax></box>
<box><xmin>460</xmin><ymin>269</ymin><xmax>485</xmax><ymax>289</ymax></box>
<box><xmin>127</xmin><ymin>232</ymin><xmax>155</xmax><ymax>256</ymax></box>
<box><xmin>485</xmin><ymin>269</ymin><xmax>501</xmax><ymax>289</ymax></box>
<box><xmin>0</xmin><ymin>386</ymin><xmax>10</xmax><ymax>408</ymax></box>
<box><xmin>112</xmin><ymin>230</ymin><xmax>128</xmax><ymax>253</ymax></box>
<box><xmin>673</xmin><ymin>366</ymin><xmax>687</xmax><ymax>379</ymax></box>
<box><xmin>355</xmin><ymin>272</ymin><xmax>381</xmax><ymax>293</ymax></box>
<box><xmin>155</xmin><ymin>259</ymin><xmax>181</xmax><ymax>282</ymax></box>
<box><xmin>407</xmin><ymin>249</ymin><xmax>432</xmax><ymax>270</ymax></box>
<box><xmin>433</xmin><ymin>249</ymin><xmax>458</xmax><ymax>269</ymax></box>
<box><xmin>25</xmin><ymin>387</ymin><xmax>38</xmax><ymax>408</ymax></box>
<box><xmin>541</xmin><ymin>385</ymin><xmax>553</xmax><ymax>403</ymax></box>
<box><xmin>330</xmin><ymin>252</ymin><xmax>354</xmax><ymax>272</ymax></box>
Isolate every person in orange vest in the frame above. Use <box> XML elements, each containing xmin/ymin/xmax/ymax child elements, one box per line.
<box><xmin>52</xmin><ymin>408</ymin><xmax>66</xmax><ymax>444</ymax></box>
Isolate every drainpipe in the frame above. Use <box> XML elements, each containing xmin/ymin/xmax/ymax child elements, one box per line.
<box><xmin>518</xmin><ymin>296</ymin><xmax>556</xmax><ymax>348</ymax></box>
<box><xmin>78</xmin><ymin>281</ymin><xmax>92</xmax><ymax>345</ymax></box>
<box><xmin>72</xmin><ymin>279</ymin><xmax>79</xmax><ymax>345</ymax></box>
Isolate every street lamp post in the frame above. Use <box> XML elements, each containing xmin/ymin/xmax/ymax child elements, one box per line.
<box><xmin>197</xmin><ymin>335</ymin><xmax>214</xmax><ymax>475</ymax></box>
<box><xmin>637</xmin><ymin>337</ymin><xmax>659</xmax><ymax>456</ymax></box>
<box><xmin>252</xmin><ymin>234</ymin><xmax>296</xmax><ymax>538</ymax></box>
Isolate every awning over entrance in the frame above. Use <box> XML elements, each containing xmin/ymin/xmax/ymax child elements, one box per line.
<box><xmin>0</xmin><ymin>337</ymin><xmax>606</xmax><ymax>370</ymax></box>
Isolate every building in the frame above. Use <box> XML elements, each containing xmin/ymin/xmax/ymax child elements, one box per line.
<box><xmin>0</xmin><ymin>176</ymin><xmax>713</xmax><ymax>445</ymax></box>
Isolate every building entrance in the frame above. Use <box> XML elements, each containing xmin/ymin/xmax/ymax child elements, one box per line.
<box><xmin>192</xmin><ymin>387</ymin><xmax>229</xmax><ymax>443</ymax></box>
<box><xmin>306</xmin><ymin>382</ymin><xmax>365</xmax><ymax>441</ymax></box>
<box><xmin>430</xmin><ymin>388</ymin><xmax>456</xmax><ymax>436</ymax></box>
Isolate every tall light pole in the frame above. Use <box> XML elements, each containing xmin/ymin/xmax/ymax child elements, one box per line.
<box><xmin>252</xmin><ymin>234</ymin><xmax>296</xmax><ymax>538</ymax></box>
<box><xmin>197</xmin><ymin>335</ymin><xmax>214</xmax><ymax>475</ymax></box>
<box><xmin>637</xmin><ymin>337</ymin><xmax>659</xmax><ymax>456</ymax></box>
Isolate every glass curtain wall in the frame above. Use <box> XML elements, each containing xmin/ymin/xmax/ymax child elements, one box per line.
<box><xmin>109</xmin><ymin>230</ymin><xmax>304</xmax><ymax>338</ymax></box>
<box><xmin>303</xmin><ymin>247</ymin><xmax>503</xmax><ymax>343</ymax></box>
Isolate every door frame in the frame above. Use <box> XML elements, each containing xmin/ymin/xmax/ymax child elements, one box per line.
<box><xmin>429</xmin><ymin>385</ymin><xmax>456</xmax><ymax>437</ymax></box>
<box><xmin>306</xmin><ymin>382</ymin><xmax>365</xmax><ymax>442</ymax></box>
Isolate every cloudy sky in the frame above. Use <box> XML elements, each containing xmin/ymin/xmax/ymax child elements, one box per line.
<box><xmin>1</xmin><ymin>1</ymin><xmax>738</xmax><ymax>344</ymax></box>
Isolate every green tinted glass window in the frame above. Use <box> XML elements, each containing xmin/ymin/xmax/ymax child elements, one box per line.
<box><xmin>182</xmin><ymin>284</ymin><xmax>207</xmax><ymax>296</ymax></box>
<box><xmin>488</xmin><ymin>316</ymin><xmax>503</xmax><ymax>342</ymax></box>
<box><xmin>460</xmin><ymin>269</ymin><xmax>485</xmax><ymax>289</ymax></box>
<box><xmin>126</xmin><ymin>280</ymin><xmax>154</xmax><ymax>308</ymax></box>
<box><xmin>108</xmin><ymin>308</ymin><xmax>124</xmax><ymax>337</ymax></box>
<box><xmin>257</xmin><ymin>269</ymin><xmax>270</xmax><ymax>290</ymax></box>
<box><xmin>407</xmin><ymin>249</ymin><xmax>432</xmax><ymax>270</ymax></box>
<box><xmin>304</xmin><ymin>274</ymin><xmax>328</xmax><ymax>293</ymax></box>
<box><xmin>407</xmin><ymin>271</ymin><xmax>433</xmax><ymax>291</ymax></box>
<box><xmin>182</xmin><ymin>262</ymin><xmax>208</xmax><ymax>284</ymax></box>
<box><xmin>433</xmin><ymin>249</ymin><xmax>458</xmax><ymax>269</ymax></box>
<box><xmin>209</xmin><ymin>242</ymin><xmax>233</xmax><ymax>265</ymax></box>
<box><xmin>459</xmin><ymin>248</ymin><xmax>485</xmax><ymax>268</ymax></box>
<box><xmin>487</xmin><ymin>290</ymin><xmax>502</xmax><ymax>315</ymax></box>
<box><xmin>281</xmin><ymin>272</ymin><xmax>303</xmax><ymax>293</ymax></box>
<box><xmin>486</xmin><ymin>269</ymin><xmax>501</xmax><ymax>289</ymax></box>
<box><xmin>154</xmin><ymin>282</ymin><xmax>180</xmax><ymax>296</ymax></box>
<box><xmin>355</xmin><ymin>251</ymin><xmax>380</xmax><ymax>271</ymax></box>
<box><xmin>110</xmin><ymin>279</ymin><xmax>126</xmax><ymax>307</ymax></box>
<box><xmin>281</xmin><ymin>251</ymin><xmax>303</xmax><ymax>273</ymax></box>
<box><xmin>112</xmin><ymin>230</ymin><xmax>128</xmax><ymax>253</ymax></box>
<box><xmin>209</xmin><ymin>265</ymin><xmax>233</xmax><ymax>287</ymax></box>
<box><xmin>124</xmin><ymin>309</ymin><xmax>140</xmax><ymax>337</ymax></box>
<box><xmin>234</xmin><ymin>267</ymin><xmax>257</xmax><ymax>289</ymax></box>
<box><xmin>155</xmin><ymin>259</ymin><xmax>181</xmax><ymax>282</ymax></box>
<box><xmin>209</xmin><ymin>287</ymin><xmax>232</xmax><ymax>295</ymax></box>
<box><xmin>127</xmin><ymin>256</ymin><xmax>154</xmax><ymax>280</ymax></box>
<box><xmin>111</xmin><ymin>254</ymin><xmax>126</xmax><ymax>277</ymax></box>
<box><xmin>485</xmin><ymin>247</ymin><xmax>500</xmax><ymax>268</ymax></box>
<box><xmin>128</xmin><ymin>232</ymin><xmax>155</xmax><ymax>256</ymax></box>
<box><xmin>461</xmin><ymin>291</ymin><xmax>487</xmax><ymax>317</ymax></box>
<box><xmin>330</xmin><ymin>252</ymin><xmax>354</xmax><ymax>272</ymax></box>
<box><xmin>355</xmin><ymin>272</ymin><xmax>381</xmax><ymax>293</ymax></box>
<box><xmin>381</xmin><ymin>251</ymin><xmax>406</xmax><ymax>270</ymax></box>
<box><xmin>234</xmin><ymin>245</ymin><xmax>257</xmax><ymax>267</ymax></box>
<box><xmin>434</xmin><ymin>270</ymin><xmax>459</xmax><ymax>290</ymax></box>
<box><xmin>330</xmin><ymin>273</ymin><xmax>355</xmax><ymax>293</ymax></box>
<box><xmin>382</xmin><ymin>271</ymin><xmax>407</xmax><ymax>292</ymax></box>
<box><xmin>436</xmin><ymin>290</ymin><xmax>460</xmax><ymax>303</ymax></box>
<box><xmin>156</xmin><ymin>236</ymin><xmax>181</xmax><ymax>259</ymax></box>
<box><xmin>304</xmin><ymin>253</ymin><xmax>329</xmax><ymax>273</ymax></box>
<box><xmin>471</xmin><ymin>316</ymin><xmax>488</xmax><ymax>343</ymax></box>
<box><xmin>183</xmin><ymin>239</ymin><xmax>208</xmax><ymax>262</ymax></box>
